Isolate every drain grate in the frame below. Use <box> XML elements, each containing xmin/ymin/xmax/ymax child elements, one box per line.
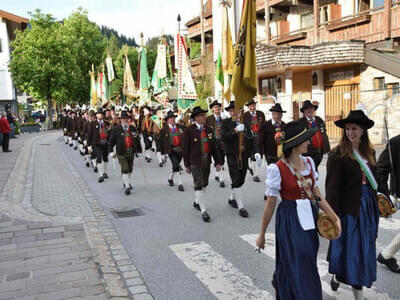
<box><xmin>112</xmin><ymin>208</ymin><xmax>145</xmax><ymax>218</ymax></box>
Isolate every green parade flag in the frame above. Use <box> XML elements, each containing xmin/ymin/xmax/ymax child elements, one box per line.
<box><xmin>216</xmin><ymin>51</ymin><xmax>224</xmax><ymax>87</ymax></box>
<box><xmin>139</xmin><ymin>46</ymin><xmax>151</xmax><ymax>105</ymax></box>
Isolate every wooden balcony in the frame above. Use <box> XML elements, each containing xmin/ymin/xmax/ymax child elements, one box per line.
<box><xmin>273</xmin><ymin>31</ymin><xmax>307</xmax><ymax>45</ymax></box>
<box><xmin>326</xmin><ymin>13</ymin><xmax>371</xmax><ymax>32</ymax></box>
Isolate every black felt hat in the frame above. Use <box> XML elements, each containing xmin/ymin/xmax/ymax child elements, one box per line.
<box><xmin>164</xmin><ymin>110</ymin><xmax>177</xmax><ymax>121</ymax></box>
<box><xmin>300</xmin><ymin>100</ymin><xmax>318</xmax><ymax>113</ymax></box>
<box><xmin>224</xmin><ymin>101</ymin><xmax>235</xmax><ymax>111</ymax></box>
<box><xmin>269</xmin><ymin>103</ymin><xmax>286</xmax><ymax>113</ymax></box>
<box><xmin>119</xmin><ymin>111</ymin><xmax>130</xmax><ymax>119</ymax></box>
<box><xmin>191</xmin><ymin>106</ymin><xmax>208</xmax><ymax>119</ymax></box>
<box><xmin>335</xmin><ymin>110</ymin><xmax>374</xmax><ymax>129</ymax></box>
<box><xmin>210</xmin><ymin>100</ymin><xmax>222</xmax><ymax>108</ymax></box>
<box><xmin>283</xmin><ymin>121</ymin><xmax>317</xmax><ymax>151</ymax></box>
<box><xmin>245</xmin><ymin>99</ymin><xmax>257</xmax><ymax>106</ymax></box>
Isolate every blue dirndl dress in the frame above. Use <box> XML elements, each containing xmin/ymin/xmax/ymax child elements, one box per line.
<box><xmin>266</xmin><ymin>157</ymin><xmax>323</xmax><ymax>300</ymax></box>
<box><xmin>328</xmin><ymin>184</ymin><xmax>379</xmax><ymax>287</ymax></box>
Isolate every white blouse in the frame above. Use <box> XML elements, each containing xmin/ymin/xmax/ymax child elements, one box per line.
<box><xmin>264</xmin><ymin>156</ymin><xmax>319</xmax><ymax>198</ymax></box>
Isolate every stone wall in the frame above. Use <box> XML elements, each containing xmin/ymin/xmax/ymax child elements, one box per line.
<box><xmin>359</xmin><ymin>65</ymin><xmax>400</xmax><ymax>144</ymax></box>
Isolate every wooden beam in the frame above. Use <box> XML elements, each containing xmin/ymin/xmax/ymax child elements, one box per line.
<box><xmin>383</xmin><ymin>0</ymin><xmax>392</xmax><ymax>39</ymax></box>
<box><xmin>313</xmin><ymin>0</ymin><xmax>319</xmax><ymax>44</ymax></box>
<box><xmin>265</xmin><ymin>0</ymin><xmax>270</xmax><ymax>45</ymax></box>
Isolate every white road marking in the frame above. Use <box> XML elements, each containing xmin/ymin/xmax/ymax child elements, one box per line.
<box><xmin>169</xmin><ymin>241</ymin><xmax>273</xmax><ymax>300</ymax></box>
<box><xmin>240</xmin><ymin>234</ymin><xmax>390</xmax><ymax>300</ymax></box>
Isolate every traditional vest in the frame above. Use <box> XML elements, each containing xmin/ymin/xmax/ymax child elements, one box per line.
<box><xmin>200</xmin><ymin>127</ymin><xmax>210</xmax><ymax>154</ymax></box>
<box><xmin>251</xmin><ymin>114</ymin><xmax>260</xmax><ymax>133</ymax></box>
<box><xmin>276</xmin><ymin>158</ymin><xmax>315</xmax><ymax>200</ymax></box>
<box><xmin>99</xmin><ymin>121</ymin><xmax>107</xmax><ymax>140</ymax></box>
<box><xmin>169</xmin><ymin>126</ymin><xmax>182</xmax><ymax>147</ymax></box>
<box><xmin>123</xmin><ymin>126</ymin><xmax>133</xmax><ymax>148</ymax></box>
<box><xmin>214</xmin><ymin>117</ymin><xmax>222</xmax><ymax>139</ymax></box>
<box><xmin>308</xmin><ymin>119</ymin><xmax>323</xmax><ymax>149</ymax></box>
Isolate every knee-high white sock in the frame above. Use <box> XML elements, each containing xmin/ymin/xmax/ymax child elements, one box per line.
<box><xmin>382</xmin><ymin>232</ymin><xmax>400</xmax><ymax>259</ymax></box>
<box><xmin>98</xmin><ymin>162</ymin><xmax>104</xmax><ymax>177</ymax></box>
<box><xmin>253</xmin><ymin>161</ymin><xmax>258</xmax><ymax>176</ymax></box>
<box><xmin>217</xmin><ymin>170</ymin><xmax>224</xmax><ymax>182</ymax></box>
<box><xmin>145</xmin><ymin>149</ymin><xmax>150</xmax><ymax>158</ymax></box>
<box><xmin>175</xmin><ymin>172</ymin><xmax>182</xmax><ymax>185</ymax></box>
<box><xmin>234</xmin><ymin>188</ymin><xmax>244</xmax><ymax>209</ymax></box>
<box><xmin>156</xmin><ymin>152</ymin><xmax>163</xmax><ymax>163</ymax></box>
<box><xmin>197</xmin><ymin>190</ymin><xmax>206</xmax><ymax>213</ymax></box>
<box><xmin>128</xmin><ymin>172</ymin><xmax>133</xmax><ymax>185</ymax></box>
<box><xmin>64</xmin><ymin>136</ymin><xmax>68</xmax><ymax>143</ymax></box>
<box><xmin>85</xmin><ymin>154</ymin><xmax>90</xmax><ymax>162</ymax></box>
<box><xmin>92</xmin><ymin>159</ymin><xmax>97</xmax><ymax>168</ymax></box>
<box><xmin>168</xmin><ymin>171</ymin><xmax>174</xmax><ymax>181</ymax></box>
<box><xmin>229</xmin><ymin>189</ymin><xmax>236</xmax><ymax>200</ymax></box>
<box><xmin>103</xmin><ymin>162</ymin><xmax>108</xmax><ymax>174</ymax></box>
<box><xmin>68</xmin><ymin>137</ymin><xmax>72</xmax><ymax>144</ymax></box>
<box><xmin>73</xmin><ymin>140</ymin><xmax>77</xmax><ymax>147</ymax></box>
<box><xmin>122</xmin><ymin>174</ymin><xmax>130</xmax><ymax>188</ymax></box>
<box><xmin>194</xmin><ymin>190</ymin><xmax>200</xmax><ymax>204</ymax></box>
<box><xmin>351</xmin><ymin>287</ymin><xmax>363</xmax><ymax>300</ymax></box>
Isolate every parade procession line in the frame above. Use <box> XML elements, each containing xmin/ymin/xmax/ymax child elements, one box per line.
<box><xmin>0</xmin><ymin>131</ymin><xmax>151</xmax><ymax>299</ymax></box>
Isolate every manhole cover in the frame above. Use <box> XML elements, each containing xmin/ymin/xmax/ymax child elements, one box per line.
<box><xmin>112</xmin><ymin>208</ymin><xmax>145</xmax><ymax>218</ymax></box>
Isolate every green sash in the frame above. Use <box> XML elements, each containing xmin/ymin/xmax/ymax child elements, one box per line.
<box><xmin>353</xmin><ymin>149</ymin><xmax>378</xmax><ymax>191</ymax></box>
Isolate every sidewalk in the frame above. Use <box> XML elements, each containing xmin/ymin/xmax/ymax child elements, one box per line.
<box><xmin>0</xmin><ymin>132</ymin><xmax>150</xmax><ymax>299</ymax></box>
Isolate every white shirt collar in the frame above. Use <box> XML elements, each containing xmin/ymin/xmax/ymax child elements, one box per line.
<box><xmin>306</xmin><ymin>116</ymin><xmax>314</xmax><ymax>122</ymax></box>
<box><xmin>271</xmin><ymin>119</ymin><xmax>280</xmax><ymax>126</ymax></box>
<box><xmin>169</xmin><ymin>123</ymin><xmax>176</xmax><ymax>129</ymax></box>
<box><xmin>194</xmin><ymin>122</ymin><xmax>202</xmax><ymax>129</ymax></box>
<box><xmin>214</xmin><ymin>114</ymin><xmax>220</xmax><ymax>121</ymax></box>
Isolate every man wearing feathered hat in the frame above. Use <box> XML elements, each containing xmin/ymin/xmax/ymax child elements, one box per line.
<box><xmin>297</xmin><ymin>100</ymin><xmax>330</xmax><ymax>170</ymax></box>
<box><xmin>206</xmin><ymin>100</ymin><xmax>226</xmax><ymax>188</ymax></box>
<box><xmin>108</xmin><ymin>111</ymin><xmax>141</xmax><ymax>196</ymax></box>
<box><xmin>221</xmin><ymin>101</ymin><xmax>262</xmax><ymax>218</ymax></box>
<box><xmin>160</xmin><ymin>111</ymin><xmax>185</xmax><ymax>191</ymax></box>
<box><xmin>243</xmin><ymin>99</ymin><xmax>265</xmax><ymax>182</ymax></box>
<box><xmin>183</xmin><ymin>104</ymin><xmax>223</xmax><ymax>222</ymax></box>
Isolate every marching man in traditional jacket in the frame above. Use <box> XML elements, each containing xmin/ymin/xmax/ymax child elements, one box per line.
<box><xmin>260</xmin><ymin>103</ymin><xmax>287</xmax><ymax>165</ymax></box>
<box><xmin>206</xmin><ymin>100</ymin><xmax>225</xmax><ymax>188</ymax></box>
<box><xmin>160</xmin><ymin>111</ymin><xmax>185</xmax><ymax>192</ymax></box>
<box><xmin>141</xmin><ymin>107</ymin><xmax>155</xmax><ymax>163</ymax></box>
<box><xmin>60</xmin><ymin>109</ymin><xmax>68</xmax><ymax>144</ymax></box>
<box><xmin>298</xmin><ymin>100</ymin><xmax>330</xmax><ymax>171</ymax></box>
<box><xmin>183</xmin><ymin>104</ymin><xmax>223</xmax><ymax>222</ymax></box>
<box><xmin>221</xmin><ymin>101</ymin><xmax>262</xmax><ymax>218</ymax></box>
<box><xmin>87</xmin><ymin>109</ymin><xmax>110</xmax><ymax>183</ymax></box>
<box><xmin>108</xmin><ymin>111</ymin><xmax>141</xmax><ymax>195</ymax></box>
<box><xmin>243</xmin><ymin>99</ymin><xmax>265</xmax><ymax>182</ymax></box>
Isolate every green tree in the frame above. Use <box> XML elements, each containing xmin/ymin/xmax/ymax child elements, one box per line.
<box><xmin>62</xmin><ymin>8</ymin><xmax>106</xmax><ymax>105</ymax></box>
<box><xmin>9</xmin><ymin>10</ymin><xmax>72</xmax><ymax>129</ymax></box>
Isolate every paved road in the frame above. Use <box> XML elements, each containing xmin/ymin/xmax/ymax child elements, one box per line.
<box><xmin>61</xmin><ymin>134</ymin><xmax>400</xmax><ymax>300</ymax></box>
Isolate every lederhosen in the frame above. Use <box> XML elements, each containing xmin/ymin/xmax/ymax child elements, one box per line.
<box><xmin>169</xmin><ymin>126</ymin><xmax>183</xmax><ymax>172</ymax></box>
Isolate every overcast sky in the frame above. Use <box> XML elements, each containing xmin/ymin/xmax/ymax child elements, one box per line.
<box><xmin>2</xmin><ymin>0</ymin><xmax>199</xmax><ymax>42</ymax></box>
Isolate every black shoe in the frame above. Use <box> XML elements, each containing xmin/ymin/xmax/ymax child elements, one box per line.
<box><xmin>3</xmin><ymin>150</ymin><xmax>12</xmax><ymax>153</ymax></box>
<box><xmin>239</xmin><ymin>208</ymin><xmax>249</xmax><ymax>218</ymax></box>
<box><xmin>330</xmin><ymin>275</ymin><xmax>340</xmax><ymax>291</ymax></box>
<box><xmin>215</xmin><ymin>176</ymin><xmax>220</xmax><ymax>182</ymax></box>
<box><xmin>98</xmin><ymin>176</ymin><xmax>104</xmax><ymax>183</ymax></box>
<box><xmin>86</xmin><ymin>162</ymin><xmax>90</xmax><ymax>167</ymax></box>
<box><xmin>248</xmin><ymin>167</ymin><xmax>254</xmax><ymax>176</ymax></box>
<box><xmin>159</xmin><ymin>162</ymin><xmax>163</xmax><ymax>167</ymax></box>
<box><xmin>74</xmin><ymin>147</ymin><xmax>77</xmax><ymax>150</ymax></box>
<box><xmin>151</xmin><ymin>148</ymin><xmax>155</xmax><ymax>152</ymax></box>
<box><xmin>178</xmin><ymin>184</ymin><xmax>184</xmax><ymax>192</ymax></box>
<box><xmin>228</xmin><ymin>199</ymin><xmax>238</xmax><ymax>209</ymax></box>
<box><xmin>65</xmin><ymin>141</ymin><xmax>68</xmax><ymax>144</ymax></box>
<box><xmin>103</xmin><ymin>173</ymin><xmax>108</xmax><ymax>179</ymax></box>
<box><xmin>128</xmin><ymin>184</ymin><xmax>133</xmax><ymax>190</ymax></box>
<box><xmin>219</xmin><ymin>181</ymin><xmax>225</xmax><ymax>188</ymax></box>
<box><xmin>264</xmin><ymin>195</ymin><xmax>267</xmax><ymax>201</ymax></box>
<box><xmin>202</xmin><ymin>212</ymin><xmax>210</xmax><ymax>222</ymax></box>
<box><xmin>94</xmin><ymin>167</ymin><xmax>98</xmax><ymax>173</ymax></box>
<box><xmin>168</xmin><ymin>179</ymin><xmax>174</xmax><ymax>187</ymax></box>
<box><xmin>253</xmin><ymin>176</ymin><xmax>260</xmax><ymax>182</ymax></box>
<box><xmin>69</xmin><ymin>144</ymin><xmax>73</xmax><ymax>147</ymax></box>
<box><xmin>193</xmin><ymin>202</ymin><xmax>201</xmax><ymax>211</ymax></box>
<box><xmin>124</xmin><ymin>188</ymin><xmax>131</xmax><ymax>195</ymax></box>
<box><xmin>378</xmin><ymin>253</ymin><xmax>400</xmax><ymax>273</ymax></box>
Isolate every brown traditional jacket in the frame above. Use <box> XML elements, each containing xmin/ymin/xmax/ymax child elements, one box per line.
<box><xmin>297</xmin><ymin>116</ymin><xmax>330</xmax><ymax>154</ymax></box>
<box><xmin>183</xmin><ymin>124</ymin><xmax>222</xmax><ymax>167</ymax></box>
<box><xmin>259</xmin><ymin>119</ymin><xmax>286</xmax><ymax>157</ymax></box>
<box><xmin>160</xmin><ymin>124</ymin><xmax>185</xmax><ymax>155</ymax></box>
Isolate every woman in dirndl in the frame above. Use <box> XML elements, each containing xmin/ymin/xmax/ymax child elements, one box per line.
<box><xmin>326</xmin><ymin>110</ymin><xmax>384</xmax><ymax>299</ymax></box>
<box><xmin>256</xmin><ymin>121</ymin><xmax>341</xmax><ymax>300</ymax></box>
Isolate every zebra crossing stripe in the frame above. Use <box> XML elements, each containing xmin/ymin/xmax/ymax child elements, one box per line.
<box><xmin>239</xmin><ymin>233</ymin><xmax>390</xmax><ymax>300</ymax></box>
<box><xmin>169</xmin><ymin>241</ymin><xmax>274</xmax><ymax>300</ymax></box>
